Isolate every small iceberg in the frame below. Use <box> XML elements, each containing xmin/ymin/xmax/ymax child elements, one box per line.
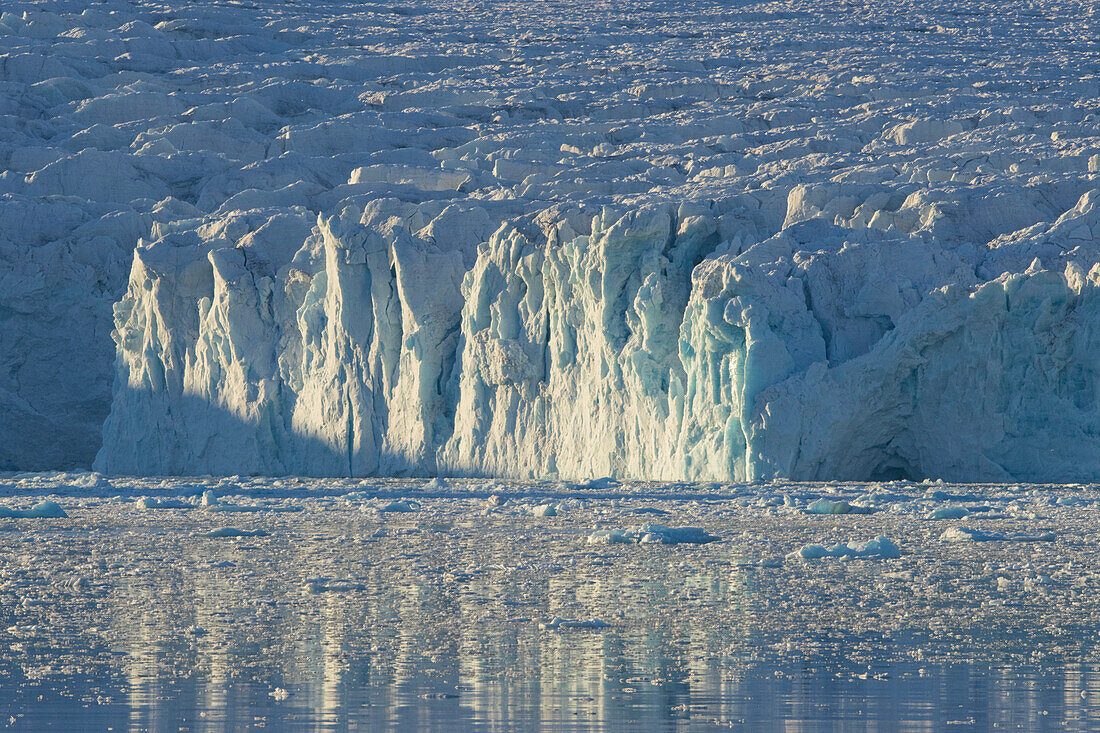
<box><xmin>204</xmin><ymin>527</ymin><xmax>270</xmax><ymax>538</ymax></box>
<box><xmin>0</xmin><ymin>501</ymin><xmax>67</xmax><ymax>518</ymax></box>
<box><xmin>531</xmin><ymin>503</ymin><xmax>559</xmax><ymax>517</ymax></box>
<box><xmin>423</xmin><ymin>477</ymin><xmax>450</xmax><ymax>491</ymax></box>
<box><xmin>806</xmin><ymin>498</ymin><xmax>872</xmax><ymax>515</ymax></box>
<box><xmin>587</xmin><ymin>523</ymin><xmax>718</xmax><ymax>545</ymax></box>
<box><xmin>792</xmin><ymin>535</ymin><xmax>901</xmax><ymax>560</ymax></box>
<box><xmin>377</xmin><ymin>500</ymin><xmax>420</xmax><ymax>513</ymax></box>
<box><xmin>940</xmin><ymin>527</ymin><xmax>1055</xmax><ymax>543</ymax></box>
<box><xmin>540</xmin><ymin>617</ymin><xmax>610</xmax><ymax>630</ymax></box>
<box><xmin>928</xmin><ymin>506</ymin><xmax>970</xmax><ymax>520</ymax></box>
<box><xmin>304</xmin><ymin>578</ymin><xmax>367</xmax><ymax>594</ymax></box>
<box><xmin>576</xmin><ymin>477</ymin><xmax>619</xmax><ymax>491</ymax></box>
<box><xmin>135</xmin><ymin>497</ymin><xmax>193</xmax><ymax>509</ymax></box>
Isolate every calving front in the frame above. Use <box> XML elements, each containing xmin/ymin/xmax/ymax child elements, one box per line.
<box><xmin>95</xmin><ymin>198</ymin><xmax>1100</xmax><ymax>482</ymax></box>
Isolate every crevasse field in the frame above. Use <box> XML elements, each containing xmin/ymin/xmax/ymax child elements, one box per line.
<box><xmin>1</xmin><ymin>0</ymin><xmax>1099</xmax><ymax>728</ymax></box>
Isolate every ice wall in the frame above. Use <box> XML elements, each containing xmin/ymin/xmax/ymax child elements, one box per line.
<box><xmin>95</xmin><ymin>190</ymin><xmax>1100</xmax><ymax>482</ymax></box>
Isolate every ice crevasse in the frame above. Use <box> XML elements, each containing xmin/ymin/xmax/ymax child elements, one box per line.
<box><xmin>94</xmin><ymin>190</ymin><xmax>1100</xmax><ymax>483</ymax></box>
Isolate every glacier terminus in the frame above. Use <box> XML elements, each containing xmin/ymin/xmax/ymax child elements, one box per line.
<box><xmin>0</xmin><ymin>0</ymin><xmax>1097</xmax><ymax>482</ymax></box>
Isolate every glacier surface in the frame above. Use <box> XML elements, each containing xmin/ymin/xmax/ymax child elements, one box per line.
<box><xmin>1</xmin><ymin>0</ymin><xmax>1098</xmax><ymax>480</ymax></box>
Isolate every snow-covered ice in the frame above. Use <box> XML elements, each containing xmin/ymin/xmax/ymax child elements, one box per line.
<box><xmin>0</xmin><ymin>0</ymin><xmax>1095</xmax><ymax>482</ymax></box>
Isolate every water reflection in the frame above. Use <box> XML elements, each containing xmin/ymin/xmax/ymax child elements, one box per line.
<box><xmin>2</xmin><ymin>517</ymin><xmax>1100</xmax><ymax>731</ymax></box>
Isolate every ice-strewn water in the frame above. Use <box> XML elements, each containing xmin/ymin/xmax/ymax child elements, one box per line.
<box><xmin>4</xmin><ymin>474</ymin><xmax>1100</xmax><ymax>729</ymax></box>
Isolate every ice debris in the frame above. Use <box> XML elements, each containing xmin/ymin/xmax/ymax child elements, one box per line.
<box><xmin>135</xmin><ymin>497</ymin><xmax>193</xmax><ymax>510</ymax></box>
<box><xmin>201</xmin><ymin>490</ymin><xmax>300</xmax><ymax>513</ymax></box>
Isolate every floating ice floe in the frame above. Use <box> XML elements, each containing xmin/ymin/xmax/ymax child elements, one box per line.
<box><xmin>134</xmin><ymin>497</ymin><xmax>193</xmax><ymax>510</ymax></box>
<box><xmin>587</xmin><ymin>524</ymin><xmax>718</xmax><ymax>545</ymax></box>
<box><xmin>61</xmin><ymin>473</ymin><xmax>113</xmax><ymax>492</ymax></box>
<box><xmin>540</xmin><ymin>617</ymin><xmax>610</xmax><ymax>630</ymax></box>
<box><xmin>792</xmin><ymin>536</ymin><xmax>901</xmax><ymax>560</ymax></box>
<box><xmin>201</xmin><ymin>490</ymin><xmax>301</xmax><ymax>513</ymax></box>
<box><xmin>423</xmin><ymin>478</ymin><xmax>450</xmax><ymax>491</ymax></box>
<box><xmin>805</xmin><ymin>498</ymin><xmax>873</xmax><ymax>515</ymax></box>
<box><xmin>928</xmin><ymin>506</ymin><xmax>970</xmax><ymax>520</ymax></box>
<box><xmin>531</xmin><ymin>503</ymin><xmax>560</xmax><ymax>517</ymax></box>
<box><xmin>630</xmin><ymin>507</ymin><xmax>670</xmax><ymax>516</ymax></box>
<box><xmin>204</xmin><ymin>527</ymin><xmax>270</xmax><ymax>538</ymax></box>
<box><xmin>0</xmin><ymin>501</ymin><xmax>68</xmax><ymax>518</ymax></box>
<box><xmin>576</xmin><ymin>478</ymin><xmax>620</xmax><ymax>491</ymax></box>
<box><xmin>939</xmin><ymin>527</ymin><xmax>1055</xmax><ymax>543</ymax></box>
<box><xmin>304</xmin><ymin>578</ymin><xmax>367</xmax><ymax>594</ymax></box>
<box><xmin>376</xmin><ymin>500</ymin><xmax>420</xmax><ymax>513</ymax></box>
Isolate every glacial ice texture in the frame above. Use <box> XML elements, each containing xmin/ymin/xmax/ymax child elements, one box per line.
<box><xmin>1</xmin><ymin>0</ymin><xmax>1098</xmax><ymax>479</ymax></box>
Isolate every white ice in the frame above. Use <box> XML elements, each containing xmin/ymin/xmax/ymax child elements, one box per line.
<box><xmin>0</xmin><ymin>0</ymin><xmax>1096</xmax><ymax>482</ymax></box>
<box><xmin>793</xmin><ymin>536</ymin><xmax>902</xmax><ymax>560</ymax></box>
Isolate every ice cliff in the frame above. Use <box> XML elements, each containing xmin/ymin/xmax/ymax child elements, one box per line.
<box><xmin>94</xmin><ymin>193</ymin><xmax>1100</xmax><ymax>482</ymax></box>
<box><xmin>2</xmin><ymin>0</ymin><xmax>1098</xmax><ymax>480</ymax></box>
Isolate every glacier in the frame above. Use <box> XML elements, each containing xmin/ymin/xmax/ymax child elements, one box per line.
<box><xmin>1</xmin><ymin>0</ymin><xmax>1098</xmax><ymax>481</ymax></box>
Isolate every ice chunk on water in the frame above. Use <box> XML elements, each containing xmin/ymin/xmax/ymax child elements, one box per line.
<box><xmin>0</xmin><ymin>501</ymin><xmax>67</xmax><ymax>518</ymax></box>
<box><xmin>376</xmin><ymin>500</ymin><xmax>420</xmax><ymax>513</ymax></box>
<box><xmin>806</xmin><ymin>498</ymin><xmax>872</xmax><ymax>515</ymax></box>
<box><xmin>209</xmin><ymin>502</ymin><xmax>301</xmax><ymax>514</ymax></box>
<box><xmin>940</xmin><ymin>527</ymin><xmax>1055</xmax><ymax>542</ymax></box>
<box><xmin>540</xmin><ymin>617</ymin><xmax>610</xmax><ymax>630</ymax></box>
<box><xmin>304</xmin><ymin>578</ymin><xmax>367</xmax><ymax>594</ymax></box>
<box><xmin>793</xmin><ymin>536</ymin><xmax>901</xmax><ymax>560</ymax></box>
<box><xmin>134</xmin><ymin>497</ymin><xmax>193</xmax><ymax>510</ymax></box>
<box><xmin>532</xmin><ymin>503</ymin><xmax>559</xmax><ymax>517</ymax></box>
<box><xmin>587</xmin><ymin>524</ymin><xmax>718</xmax><ymax>545</ymax></box>
<box><xmin>423</xmin><ymin>478</ymin><xmax>450</xmax><ymax>492</ymax></box>
<box><xmin>204</xmin><ymin>527</ymin><xmax>269</xmax><ymax>538</ymax></box>
<box><xmin>928</xmin><ymin>506</ymin><xmax>970</xmax><ymax>520</ymax></box>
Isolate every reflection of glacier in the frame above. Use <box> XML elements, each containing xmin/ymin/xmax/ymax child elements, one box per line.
<box><xmin>106</xmin><ymin>542</ymin><xmax>763</xmax><ymax>728</ymax></box>
<box><xmin>95</xmin><ymin>195</ymin><xmax>1100</xmax><ymax>482</ymax></box>
<box><xmin>83</xmin><ymin>533</ymin><xmax>1100</xmax><ymax>729</ymax></box>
